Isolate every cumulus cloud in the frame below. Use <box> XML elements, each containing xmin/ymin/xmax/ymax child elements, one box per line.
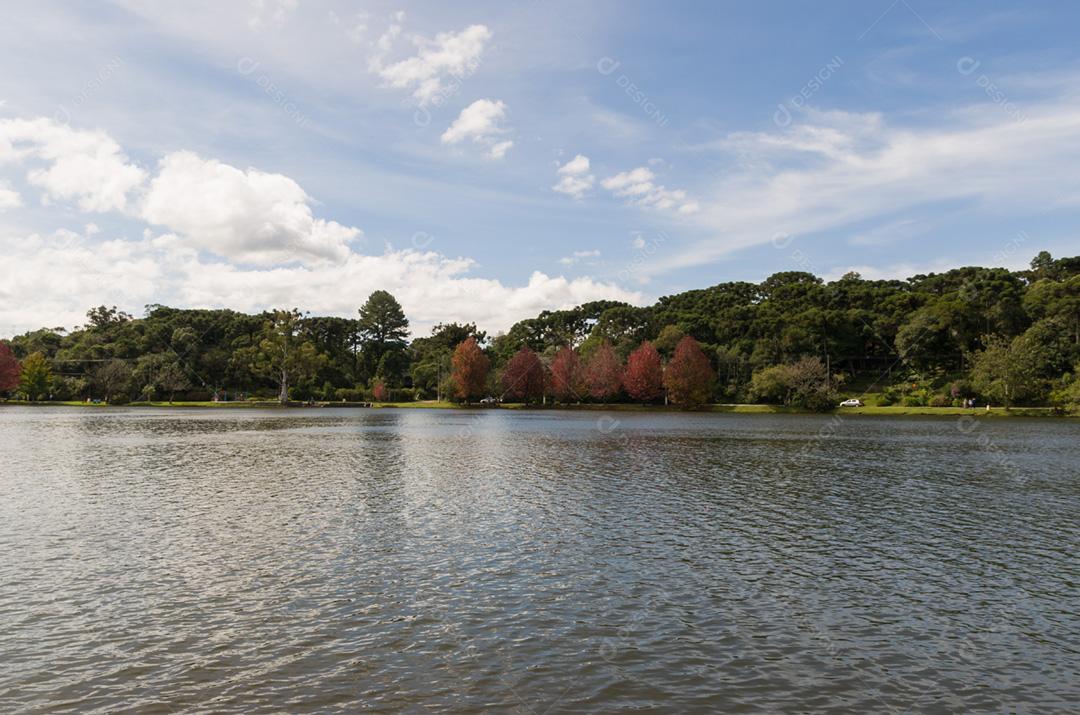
<box><xmin>0</xmin><ymin>115</ymin><xmax>641</xmax><ymax>338</ymax></box>
<box><xmin>0</xmin><ymin>121</ymin><xmax>359</xmax><ymax>266</ymax></box>
<box><xmin>552</xmin><ymin>154</ymin><xmax>595</xmax><ymax>199</ymax></box>
<box><xmin>601</xmin><ymin>166</ymin><xmax>699</xmax><ymax>214</ymax></box>
<box><xmin>0</xmin><ymin>228</ymin><xmax>642</xmax><ymax>338</ymax></box>
<box><xmin>0</xmin><ymin>118</ymin><xmax>146</xmax><ymax>212</ymax></box>
<box><xmin>140</xmin><ymin>151</ymin><xmax>359</xmax><ymax>265</ymax></box>
<box><xmin>371</xmin><ymin>22</ymin><xmax>491</xmax><ymax>106</ymax></box>
<box><xmin>0</xmin><ymin>228</ymin><xmax>166</xmax><ymax>336</ymax></box>
<box><xmin>441</xmin><ymin>99</ymin><xmax>512</xmax><ymax>158</ymax></box>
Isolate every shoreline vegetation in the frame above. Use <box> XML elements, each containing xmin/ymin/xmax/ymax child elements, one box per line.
<box><xmin>2</xmin><ymin>253</ymin><xmax>1080</xmax><ymax>415</ymax></box>
<box><xmin>0</xmin><ymin>398</ymin><xmax>1067</xmax><ymax>418</ymax></box>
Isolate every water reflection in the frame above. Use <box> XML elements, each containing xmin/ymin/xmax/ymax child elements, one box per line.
<box><xmin>1</xmin><ymin>407</ymin><xmax>1078</xmax><ymax>712</ymax></box>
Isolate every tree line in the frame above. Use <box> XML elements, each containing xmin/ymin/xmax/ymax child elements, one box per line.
<box><xmin>2</xmin><ymin>251</ymin><xmax>1079</xmax><ymax>411</ymax></box>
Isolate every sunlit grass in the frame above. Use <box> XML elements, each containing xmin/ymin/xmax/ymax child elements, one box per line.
<box><xmin>2</xmin><ymin>399</ymin><xmax>1069</xmax><ymax>417</ymax></box>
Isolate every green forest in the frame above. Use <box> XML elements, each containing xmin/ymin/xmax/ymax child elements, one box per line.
<box><xmin>2</xmin><ymin>251</ymin><xmax>1080</xmax><ymax>412</ymax></box>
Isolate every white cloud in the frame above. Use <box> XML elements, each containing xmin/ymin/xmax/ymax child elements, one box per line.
<box><xmin>489</xmin><ymin>140</ymin><xmax>514</xmax><ymax>160</ymax></box>
<box><xmin>0</xmin><ymin>118</ymin><xmax>146</xmax><ymax>212</ymax></box>
<box><xmin>0</xmin><ymin>114</ymin><xmax>641</xmax><ymax>338</ymax></box>
<box><xmin>656</xmin><ymin>100</ymin><xmax>1080</xmax><ymax>274</ymax></box>
<box><xmin>0</xmin><ymin>229</ymin><xmax>642</xmax><ymax>338</ymax></box>
<box><xmin>559</xmin><ymin>249</ymin><xmax>601</xmax><ymax>266</ymax></box>
<box><xmin>140</xmin><ymin>151</ymin><xmax>359</xmax><ymax>266</ymax></box>
<box><xmin>0</xmin><ymin>118</ymin><xmax>362</xmax><ymax>267</ymax></box>
<box><xmin>329</xmin><ymin>10</ymin><xmax>368</xmax><ymax>44</ymax></box>
<box><xmin>601</xmin><ymin>166</ymin><xmax>699</xmax><ymax>214</ymax></box>
<box><xmin>0</xmin><ymin>181</ymin><xmax>20</xmax><ymax>211</ymax></box>
<box><xmin>370</xmin><ymin>14</ymin><xmax>403</xmax><ymax>59</ymax></box>
<box><xmin>552</xmin><ymin>154</ymin><xmax>595</xmax><ymax>199</ymax></box>
<box><xmin>371</xmin><ymin>23</ymin><xmax>491</xmax><ymax>106</ymax></box>
<box><xmin>248</xmin><ymin>0</ymin><xmax>297</xmax><ymax>32</ymax></box>
<box><xmin>0</xmin><ymin>228</ymin><xmax>166</xmax><ymax>336</ymax></box>
<box><xmin>441</xmin><ymin>99</ymin><xmax>512</xmax><ymax>159</ymax></box>
<box><xmin>821</xmin><ymin>259</ymin><xmax>960</xmax><ymax>283</ymax></box>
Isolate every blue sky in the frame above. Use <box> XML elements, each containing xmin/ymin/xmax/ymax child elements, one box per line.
<box><xmin>1</xmin><ymin>1</ymin><xmax>1079</xmax><ymax>336</ymax></box>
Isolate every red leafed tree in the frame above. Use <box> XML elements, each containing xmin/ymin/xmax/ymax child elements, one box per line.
<box><xmin>624</xmin><ymin>341</ymin><xmax>664</xmax><ymax>403</ymax></box>
<box><xmin>586</xmin><ymin>341</ymin><xmax>622</xmax><ymax>402</ymax></box>
<box><xmin>0</xmin><ymin>342</ymin><xmax>20</xmax><ymax>393</ymax></box>
<box><xmin>373</xmin><ymin>381</ymin><xmax>389</xmax><ymax>402</ymax></box>
<box><xmin>663</xmin><ymin>336</ymin><xmax>716</xmax><ymax>408</ymax></box>
<box><xmin>451</xmin><ymin>336</ymin><xmax>490</xmax><ymax>402</ymax></box>
<box><xmin>550</xmin><ymin>346</ymin><xmax>586</xmax><ymax>402</ymax></box>
<box><xmin>501</xmin><ymin>347</ymin><xmax>545</xmax><ymax>402</ymax></box>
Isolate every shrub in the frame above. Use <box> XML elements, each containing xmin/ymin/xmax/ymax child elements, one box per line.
<box><xmin>1050</xmin><ymin>371</ymin><xmax>1080</xmax><ymax>413</ymax></box>
<box><xmin>879</xmin><ymin>385</ymin><xmax>903</xmax><ymax>406</ymax></box>
<box><xmin>929</xmin><ymin>394</ymin><xmax>951</xmax><ymax>407</ymax></box>
<box><xmin>388</xmin><ymin>387</ymin><xmax>414</xmax><ymax>402</ymax></box>
<box><xmin>334</xmin><ymin>387</ymin><xmax>366</xmax><ymax>402</ymax></box>
<box><xmin>749</xmin><ymin>356</ymin><xmax>835</xmax><ymax>411</ymax></box>
<box><xmin>949</xmin><ymin>379</ymin><xmax>973</xmax><ymax>399</ymax></box>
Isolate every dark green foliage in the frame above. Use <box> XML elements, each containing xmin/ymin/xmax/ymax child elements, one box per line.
<box><xmin>4</xmin><ymin>254</ymin><xmax>1080</xmax><ymax>407</ymax></box>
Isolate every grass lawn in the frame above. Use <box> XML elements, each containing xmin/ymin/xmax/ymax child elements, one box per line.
<box><xmin>837</xmin><ymin>404</ymin><xmax>1057</xmax><ymax>417</ymax></box>
<box><xmin>2</xmin><ymin>399</ymin><xmax>1070</xmax><ymax>417</ymax></box>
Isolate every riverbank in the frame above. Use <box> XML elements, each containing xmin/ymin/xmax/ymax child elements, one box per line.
<box><xmin>1</xmin><ymin>399</ymin><xmax>1071</xmax><ymax>417</ymax></box>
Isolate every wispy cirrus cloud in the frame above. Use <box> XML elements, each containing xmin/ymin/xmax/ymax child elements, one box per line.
<box><xmin>652</xmin><ymin>97</ymin><xmax>1080</xmax><ymax>275</ymax></box>
<box><xmin>559</xmin><ymin>249</ymin><xmax>600</xmax><ymax>266</ymax></box>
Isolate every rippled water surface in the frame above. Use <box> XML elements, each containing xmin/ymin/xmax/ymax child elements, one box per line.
<box><xmin>1</xmin><ymin>406</ymin><xmax>1079</xmax><ymax>713</ymax></box>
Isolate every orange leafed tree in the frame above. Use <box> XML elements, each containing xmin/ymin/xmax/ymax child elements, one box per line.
<box><xmin>623</xmin><ymin>340</ymin><xmax>664</xmax><ymax>403</ymax></box>
<box><xmin>586</xmin><ymin>340</ymin><xmax>622</xmax><ymax>402</ymax></box>
<box><xmin>663</xmin><ymin>336</ymin><xmax>715</xmax><ymax>408</ymax></box>
<box><xmin>0</xmin><ymin>342</ymin><xmax>20</xmax><ymax>392</ymax></box>
<box><xmin>550</xmin><ymin>346</ymin><xmax>586</xmax><ymax>402</ymax></box>
<box><xmin>451</xmin><ymin>336</ymin><xmax>490</xmax><ymax>402</ymax></box>
<box><xmin>501</xmin><ymin>347</ymin><xmax>545</xmax><ymax>403</ymax></box>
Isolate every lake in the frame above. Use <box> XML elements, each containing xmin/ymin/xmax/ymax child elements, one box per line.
<box><xmin>1</xmin><ymin>407</ymin><xmax>1078</xmax><ymax>713</ymax></box>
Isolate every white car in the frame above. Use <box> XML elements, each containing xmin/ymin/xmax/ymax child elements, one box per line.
<box><xmin>839</xmin><ymin>398</ymin><xmax>864</xmax><ymax>407</ymax></box>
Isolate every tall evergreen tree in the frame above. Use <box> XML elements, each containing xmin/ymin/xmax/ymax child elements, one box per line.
<box><xmin>358</xmin><ymin>291</ymin><xmax>409</xmax><ymax>382</ymax></box>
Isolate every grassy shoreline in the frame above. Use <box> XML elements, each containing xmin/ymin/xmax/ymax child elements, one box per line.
<box><xmin>1</xmin><ymin>399</ymin><xmax>1071</xmax><ymax>418</ymax></box>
